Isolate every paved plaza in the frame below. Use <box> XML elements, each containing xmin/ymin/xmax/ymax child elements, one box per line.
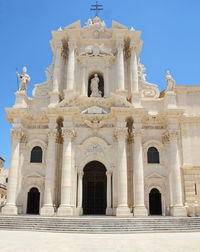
<box><xmin>0</xmin><ymin>230</ymin><xmax>200</xmax><ymax>252</ymax></box>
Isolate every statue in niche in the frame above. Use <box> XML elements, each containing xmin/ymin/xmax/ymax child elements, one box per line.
<box><xmin>90</xmin><ymin>74</ymin><xmax>102</xmax><ymax>97</ymax></box>
<box><xmin>165</xmin><ymin>70</ymin><xmax>175</xmax><ymax>92</ymax></box>
<box><xmin>16</xmin><ymin>66</ymin><xmax>30</xmax><ymax>92</ymax></box>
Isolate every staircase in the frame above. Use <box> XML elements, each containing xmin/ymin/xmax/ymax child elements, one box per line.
<box><xmin>0</xmin><ymin>216</ymin><xmax>200</xmax><ymax>233</ymax></box>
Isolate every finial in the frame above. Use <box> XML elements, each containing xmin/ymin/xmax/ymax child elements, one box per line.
<box><xmin>90</xmin><ymin>1</ymin><xmax>103</xmax><ymax>17</ymax></box>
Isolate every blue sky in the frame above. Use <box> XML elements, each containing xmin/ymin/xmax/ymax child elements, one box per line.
<box><xmin>0</xmin><ymin>0</ymin><xmax>200</xmax><ymax>167</ymax></box>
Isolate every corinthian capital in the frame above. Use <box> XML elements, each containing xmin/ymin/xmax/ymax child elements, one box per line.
<box><xmin>47</xmin><ymin>129</ymin><xmax>58</xmax><ymax>141</ymax></box>
<box><xmin>114</xmin><ymin>127</ymin><xmax>128</xmax><ymax>140</ymax></box>
<box><xmin>116</xmin><ymin>37</ymin><xmax>124</xmax><ymax>50</ymax></box>
<box><xmin>162</xmin><ymin>130</ymin><xmax>179</xmax><ymax>144</ymax></box>
<box><xmin>130</xmin><ymin>39</ymin><xmax>137</xmax><ymax>50</ymax></box>
<box><xmin>55</xmin><ymin>40</ymin><xmax>63</xmax><ymax>49</ymax></box>
<box><xmin>68</xmin><ymin>37</ymin><xmax>76</xmax><ymax>50</ymax></box>
<box><xmin>132</xmin><ymin>128</ymin><xmax>143</xmax><ymax>138</ymax></box>
<box><xmin>11</xmin><ymin>129</ymin><xmax>23</xmax><ymax>141</ymax></box>
<box><xmin>62</xmin><ymin>128</ymin><xmax>76</xmax><ymax>139</ymax></box>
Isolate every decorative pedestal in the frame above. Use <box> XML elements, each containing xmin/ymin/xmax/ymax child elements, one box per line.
<box><xmin>57</xmin><ymin>206</ymin><xmax>73</xmax><ymax>216</ymax></box>
<box><xmin>2</xmin><ymin>204</ymin><xmax>18</xmax><ymax>215</ymax></box>
<box><xmin>164</xmin><ymin>91</ymin><xmax>177</xmax><ymax>109</ymax></box>
<box><xmin>49</xmin><ymin>91</ymin><xmax>60</xmax><ymax>107</ymax></box>
<box><xmin>40</xmin><ymin>206</ymin><xmax>55</xmax><ymax>216</ymax></box>
<box><xmin>14</xmin><ymin>91</ymin><xmax>28</xmax><ymax>108</ymax></box>
<box><xmin>170</xmin><ymin>206</ymin><xmax>187</xmax><ymax>217</ymax></box>
<box><xmin>133</xmin><ymin>206</ymin><xmax>148</xmax><ymax>217</ymax></box>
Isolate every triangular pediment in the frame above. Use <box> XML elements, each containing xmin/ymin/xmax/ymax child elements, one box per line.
<box><xmin>64</xmin><ymin>20</ymin><xmax>81</xmax><ymax>30</ymax></box>
<box><xmin>112</xmin><ymin>21</ymin><xmax>128</xmax><ymax>30</ymax></box>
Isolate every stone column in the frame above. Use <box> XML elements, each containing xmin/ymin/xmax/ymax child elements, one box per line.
<box><xmin>133</xmin><ymin>120</ymin><xmax>147</xmax><ymax>216</ymax></box>
<box><xmin>77</xmin><ymin>171</ymin><xmax>84</xmax><ymax>215</ymax></box>
<box><xmin>116</xmin><ymin>37</ymin><xmax>125</xmax><ymax>92</ymax></box>
<box><xmin>130</xmin><ymin>40</ymin><xmax>138</xmax><ymax>93</ymax></box>
<box><xmin>106</xmin><ymin>171</ymin><xmax>112</xmax><ymax>215</ymax></box>
<box><xmin>2</xmin><ymin>129</ymin><xmax>22</xmax><ymax>215</ymax></box>
<box><xmin>130</xmin><ymin>40</ymin><xmax>140</xmax><ymax>106</ymax></box>
<box><xmin>104</xmin><ymin>62</ymin><xmax>110</xmax><ymax>97</ymax></box>
<box><xmin>41</xmin><ymin>129</ymin><xmax>57</xmax><ymax>216</ymax></box>
<box><xmin>49</xmin><ymin>40</ymin><xmax>62</xmax><ymax>106</ymax></box>
<box><xmin>164</xmin><ymin>130</ymin><xmax>187</xmax><ymax>216</ymax></box>
<box><xmin>57</xmin><ymin>128</ymin><xmax>75</xmax><ymax>216</ymax></box>
<box><xmin>64</xmin><ymin>37</ymin><xmax>76</xmax><ymax>99</ymax></box>
<box><xmin>115</xmin><ymin>127</ymin><xmax>131</xmax><ymax>217</ymax></box>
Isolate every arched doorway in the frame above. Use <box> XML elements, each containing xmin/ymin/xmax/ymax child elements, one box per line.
<box><xmin>27</xmin><ymin>187</ymin><xmax>40</xmax><ymax>214</ymax></box>
<box><xmin>149</xmin><ymin>188</ymin><xmax>162</xmax><ymax>215</ymax></box>
<box><xmin>83</xmin><ymin>161</ymin><xmax>107</xmax><ymax>215</ymax></box>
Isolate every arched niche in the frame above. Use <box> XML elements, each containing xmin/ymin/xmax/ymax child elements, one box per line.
<box><xmin>88</xmin><ymin>72</ymin><xmax>104</xmax><ymax>97</ymax></box>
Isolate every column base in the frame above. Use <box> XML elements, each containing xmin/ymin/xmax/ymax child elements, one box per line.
<box><xmin>75</xmin><ymin>207</ymin><xmax>83</xmax><ymax>216</ymax></box>
<box><xmin>106</xmin><ymin>207</ymin><xmax>113</xmax><ymax>216</ymax></box>
<box><xmin>116</xmin><ymin>89</ymin><xmax>128</xmax><ymax>97</ymax></box>
<box><xmin>49</xmin><ymin>91</ymin><xmax>60</xmax><ymax>107</ymax></box>
<box><xmin>2</xmin><ymin>204</ymin><xmax>18</xmax><ymax>215</ymax></box>
<box><xmin>133</xmin><ymin>206</ymin><xmax>148</xmax><ymax>217</ymax></box>
<box><xmin>170</xmin><ymin>205</ymin><xmax>187</xmax><ymax>217</ymax></box>
<box><xmin>57</xmin><ymin>205</ymin><xmax>73</xmax><ymax>216</ymax></box>
<box><xmin>40</xmin><ymin>205</ymin><xmax>55</xmax><ymax>216</ymax></box>
<box><xmin>116</xmin><ymin>206</ymin><xmax>132</xmax><ymax>217</ymax></box>
<box><xmin>131</xmin><ymin>93</ymin><xmax>142</xmax><ymax>108</ymax></box>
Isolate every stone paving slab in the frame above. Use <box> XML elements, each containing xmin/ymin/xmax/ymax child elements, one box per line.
<box><xmin>0</xmin><ymin>230</ymin><xmax>200</xmax><ymax>252</ymax></box>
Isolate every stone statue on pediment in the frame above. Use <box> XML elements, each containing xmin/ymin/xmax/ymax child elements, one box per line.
<box><xmin>16</xmin><ymin>66</ymin><xmax>30</xmax><ymax>93</ymax></box>
<box><xmin>165</xmin><ymin>70</ymin><xmax>175</xmax><ymax>92</ymax></box>
<box><xmin>90</xmin><ymin>74</ymin><xmax>102</xmax><ymax>97</ymax></box>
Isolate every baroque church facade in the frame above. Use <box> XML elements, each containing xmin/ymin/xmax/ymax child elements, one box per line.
<box><xmin>2</xmin><ymin>17</ymin><xmax>200</xmax><ymax>217</ymax></box>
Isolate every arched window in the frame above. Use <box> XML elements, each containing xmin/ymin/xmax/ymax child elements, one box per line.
<box><xmin>147</xmin><ymin>147</ymin><xmax>160</xmax><ymax>164</ymax></box>
<box><xmin>30</xmin><ymin>146</ymin><xmax>42</xmax><ymax>163</ymax></box>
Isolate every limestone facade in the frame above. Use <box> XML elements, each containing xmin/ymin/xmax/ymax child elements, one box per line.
<box><xmin>2</xmin><ymin>17</ymin><xmax>200</xmax><ymax>217</ymax></box>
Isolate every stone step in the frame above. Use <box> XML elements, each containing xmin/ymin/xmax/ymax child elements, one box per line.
<box><xmin>0</xmin><ymin>216</ymin><xmax>199</xmax><ymax>233</ymax></box>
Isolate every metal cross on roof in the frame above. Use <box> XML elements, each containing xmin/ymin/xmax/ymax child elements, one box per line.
<box><xmin>90</xmin><ymin>1</ymin><xmax>103</xmax><ymax>17</ymax></box>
